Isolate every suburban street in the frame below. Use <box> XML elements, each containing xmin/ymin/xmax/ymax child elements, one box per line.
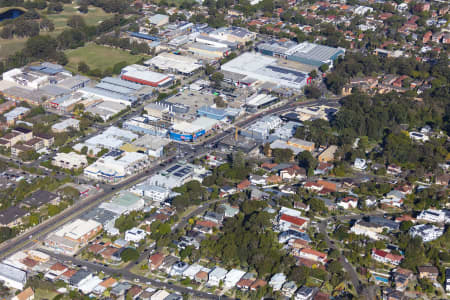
<box><xmin>0</xmin><ymin>97</ymin><xmax>341</xmax><ymax>298</ymax></box>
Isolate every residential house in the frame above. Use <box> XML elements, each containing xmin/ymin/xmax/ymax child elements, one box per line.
<box><xmin>337</xmin><ymin>196</ymin><xmax>358</xmax><ymax>209</ymax></box>
<box><xmin>318</xmin><ymin>145</ymin><xmax>338</xmax><ymax>162</ymax></box>
<box><xmin>380</xmin><ymin>190</ymin><xmax>404</xmax><ymax>208</ymax></box>
<box><xmin>279</xmin><ymin>214</ymin><xmax>308</xmax><ymax>231</ymax></box>
<box><xmin>409</xmin><ymin>224</ymin><xmax>444</xmax><ymax>242</ymax></box>
<box><xmin>207</xmin><ymin>267</ymin><xmax>228</xmax><ymax>286</ymax></box>
<box><xmin>417</xmin><ymin>209</ymin><xmax>446</xmax><ymax>223</ymax></box>
<box><xmin>224</xmin><ymin>269</ymin><xmax>246</xmax><ymax>288</ymax></box>
<box><xmin>350</xmin><ymin>220</ymin><xmax>384</xmax><ymax>240</ymax></box>
<box><xmin>0</xmin><ymin>206</ymin><xmax>28</xmax><ymax>227</ymax></box>
<box><xmin>393</xmin><ymin>268</ymin><xmax>413</xmax><ymax>292</ymax></box>
<box><xmin>279</xmin><ymin>165</ymin><xmax>306</xmax><ymax>181</ymax></box>
<box><xmin>387</xmin><ymin>164</ymin><xmax>402</xmax><ymax>176</ymax></box>
<box><xmin>269</xmin><ymin>273</ymin><xmax>286</xmax><ymax>291</ymax></box>
<box><xmin>372</xmin><ymin>249</ymin><xmax>403</xmax><ymax>265</ymax></box>
<box><xmin>12</xmin><ymin>287</ymin><xmax>34</xmax><ymax>300</ymax></box>
<box><xmin>295</xmin><ymin>286</ymin><xmax>316</xmax><ymax>300</ymax></box>
<box><xmin>418</xmin><ymin>266</ymin><xmax>439</xmax><ymax>281</ymax></box>
<box><xmin>298</xmin><ymin>248</ymin><xmax>327</xmax><ymax>264</ymax></box>
<box><xmin>281</xmin><ymin>281</ymin><xmax>297</xmax><ymax>297</ymax></box>
<box><xmin>237</xmin><ymin>179</ymin><xmax>251</xmax><ymax>191</ymax></box>
<box><xmin>250</xmin><ymin>279</ymin><xmax>267</xmax><ymax>291</ymax></box>
<box><xmin>149</xmin><ymin>253</ymin><xmax>164</xmax><ymax>270</ymax></box>
<box><xmin>353</xmin><ymin>158</ymin><xmax>367</xmax><ymax>170</ymax></box>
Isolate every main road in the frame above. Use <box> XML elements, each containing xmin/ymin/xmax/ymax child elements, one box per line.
<box><xmin>0</xmin><ymin>97</ymin><xmax>339</xmax><ymax>297</ymax></box>
<box><xmin>37</xmin><ymin>248</ymin><xmax>233</xmax><ymax>300</ymax></box>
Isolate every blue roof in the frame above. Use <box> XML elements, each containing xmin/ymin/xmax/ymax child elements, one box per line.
<box><xmin>128</xmin><ymin>31</ymin><xmax>160</xmax><ymax>41</ymax></box>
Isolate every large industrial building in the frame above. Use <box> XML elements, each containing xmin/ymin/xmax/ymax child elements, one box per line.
<box><xmin>80</xmin><ymin>77</ymin><xmax>154</xmax><ymax>106</ymax></box>
<box><xmin>121</xmin><ymin>65</ymin><xmax>173</xmax><ymax>87</ymax></box>
<box><xmin>221</xmin><ymin>52</ymin><xmax>309</xmax><ymax>90</ymax></box>
<box><xmin>144</xmin><ymin>52</ymin><xmax>203</xmax><ymax>76</ymax></box>
<box><xmin>256</xmin><ymin>40</ymin><xmax>345</xmax><ymax>68</ymax></box>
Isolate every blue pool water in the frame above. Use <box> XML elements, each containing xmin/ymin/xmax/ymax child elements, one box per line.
<box><xmin>0</xmin><ymin>9</ymin><xmax>24</xmax><ymax>22</ymax></box>
<box><xmin>375</xmin><ymin>276</ymin><xmax>389</xmax><ymax>283</ymax></box>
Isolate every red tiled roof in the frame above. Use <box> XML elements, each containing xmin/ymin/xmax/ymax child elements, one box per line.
<box><xmin>372</xmin><ymin>249</ymin><xmax>403</xmax><ymax>262</ymax></box>
<box><xmin>149</xmin><ymin>253</ymin><xmax>164</xmax><ymax>265</ymax></box>
<box><xmin>280</xmin><ymin>214</ymin><xmax>307</xmax><ymax>227</ymax></box>
<box><xmin>236</xmin><ymin>278</ymin><xmax>254</xmax><ymax>289</ymax></box>
<box><xmin>100</xmin><ymin>277</ymin><xmax>117</xmax><ymax>288</ymax></box>
<box><xmin>61</xmin><ymin>269</ymin><xmax>77</xmax><ymax>278</ymax></box>
<box><xmin>300</xmin><ymin>248</ymin><xmax>327</xmax><ymax>259</ymax></box>
<box><xmin>50</xmin><ymin>263</ymin><xmax>68</xmax><ymax>272</ymax></box>
<box><xmin>196</xmin><ymin>220</ymin><xmax>219</xmax><ymax>228</ymax></box>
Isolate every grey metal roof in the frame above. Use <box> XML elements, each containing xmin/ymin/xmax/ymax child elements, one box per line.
<box><xmin>0</xmin><ymin>263</ymin><xmax>26</xmax><ymax>284</ymax></box>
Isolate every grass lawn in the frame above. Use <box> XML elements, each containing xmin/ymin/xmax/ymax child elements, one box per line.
<box><xmin>43</xmin><ymin>3</ymin><xmax>113</xmax><ymax>36</ymax></box>
<box><xmin>0</xmin><ymin>36</ymin><xmax>27</xmax><ymax>59</ymax></box>
<box><xmin>0</xmin><ymin>3</ymin><xmax>113</xmax><ymax>59</ymax></box>
<box><xmin>34</xmin><ymin>288</ymin><xmax>59</xmax><ymax>300</ymax></box>
<box><xmin>65</xmin><ymin>43</ymin><xmax>148</xmax><ymax>73</ymax></box>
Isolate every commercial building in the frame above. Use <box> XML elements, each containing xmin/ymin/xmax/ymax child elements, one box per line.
<box><xmin>221</xmin><ymin>52</ymin><xmax>308</xmax><ymax>90</ymax></box>
<box><xmin>84</xmin><ymin>126</ymin><xmax>138</xmax><ymax>150</ymax></box>
<box><xmin>168</xmin><ymin>121</ymin><xmax>205</xmax><ymax>142</ymax></box>
<box><xmin>187</xmin><ymin>43</ymin><xmax>230</xmax><ymax>59</ymax></box>
<box><xmin>85</xmin><ymin>100</ymin><xmax>128</xmax><ymax>121</ymax></box>
<box><xmin>121</xmin><ymin>67</ymin><xmax>173</xmax><ymax>88</ymax></box>
<box><xmin>245</xmin><ymin>93</ymin><xmax>278</xmax><ymax>111</ymax></box>
<box><xmin>148</xmin><ymin>163</ymin><xmax>197</xmax><ymax>189</ymax></box>
<box><xmin>80</xmin><ymin>77</ymin><xmax>154</xmax><ymax>106</ymax></box>
<box><xmin>52</xmin><ymin>152</ymin><xmax>88</xmax><ymax>169</ymax></box>
<box><xmin>84</xmin><ymin>151</ymin><xmax>149</xmax><ymax>183</ymax></box>
<box><xmin>208</xmin><ymin>27</ymin><xmax>256</xmax><ymax>45</ymax></box>
<box><xmin>0</xmin><ymin>263</ymin><xmax>27</xmax><ymax>289</ymax></box>
<box><xmin>3</xmin><ymin>106</ymin><xmax>30</xmax><ymax>125</ymax></box>
<box><xmin>270</xmin><ymin>138</ymin><xmax>314</xmax><ymax>156</ymax></box>
<box><xmin>123</xmin><ymin>116</ymin><xmax>168</xmax><ymax>137</ymax></box>
<box><xmin>144</xmin><ymin>52</ymin><xmax>203</xmax><ymax>75</ymax></box>
<box><xmin>45</xmin><ymin>219</ymin><xmax>102</xmax><ymax>255</ymax></box>
<box><xmin>241</xmin><ymin>115</ymin><xmax>282</xmax><ymax>140</ymax></box>
<box><xmin>51</xmin><ymin>118</ymin><xmax>80</xmax><ymax>133</ymax></box>
<box><xmin>2</xmin><ymin>68</ymin><xmax>49</xmax><ymax>89</ymax></box>
<box><xmin>256</xmin><ymin>40</ymin><xmax>345</xmax><ymax>68</ymax></box>
<box><xmin>130</xmin><ymin>183</ymin><xmax>170</xmax><ymax>202</ymax></box>
<box><xmin>46</xmin><ymin>92</ymin><xmax>85</xmax><ymax>113</ymax></box>
<box><xmin>149</xmin><ymin>14</ymin><xmax>169</xmax><ymax>27</ymax></box>
<box><xmin>131</xmin><ymin>135</ymin><xmax>171</xmax><ymax>157</ymax></box>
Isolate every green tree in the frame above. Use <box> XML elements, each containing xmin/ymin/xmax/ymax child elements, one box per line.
<box><xmin>210</xmin><ymin>72</ymin><xmax>224</xmax><ymax>87</ymax></box>
<box><xmin>78</xmin><ymin>61</ymin><xmax>90</xmax><ymax>74</ymax></box>
<box><xmin>120</xmin><ymin>248</ymin><xmax>139</xmax><ymax>262</ymax></box>
<box><xmin>214</xmin><ymin>96</ymin><xmax>227</xmax><ymax>108</ymax></box>
<box><xmin>272</xmin><ymin>148</ymin><xmax>293</xmax><ymax>163</ymax></box>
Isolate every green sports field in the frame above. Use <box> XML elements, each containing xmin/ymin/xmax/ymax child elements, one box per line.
<box><xmin>65</xmin><ymin>43</ymin><xmax>148</xmax><ymax>73</ymax></box>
